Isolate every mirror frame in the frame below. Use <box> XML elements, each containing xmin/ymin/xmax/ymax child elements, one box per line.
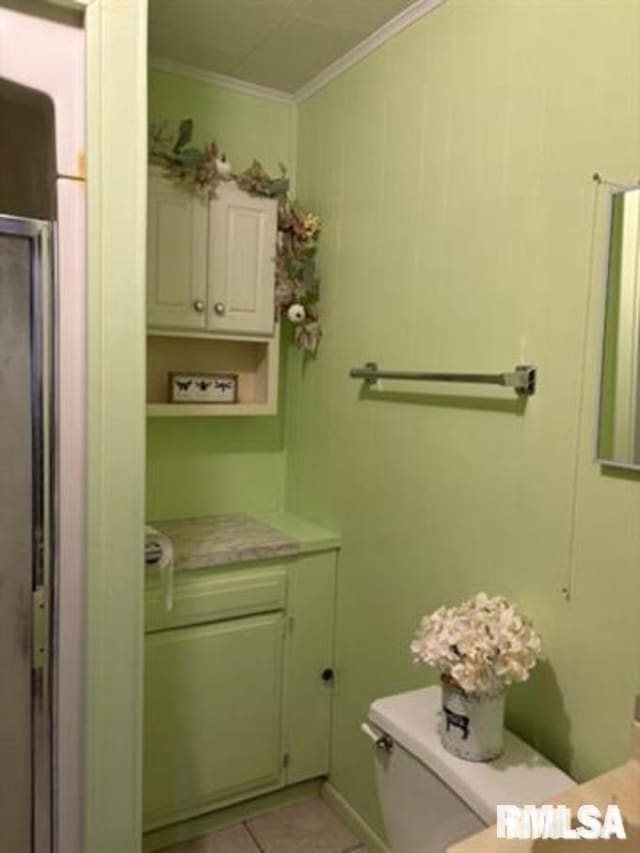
<box><xmin>594</xmin><ymin>182</ymin><xmax>640</xmax><ymax>472</ymax></box>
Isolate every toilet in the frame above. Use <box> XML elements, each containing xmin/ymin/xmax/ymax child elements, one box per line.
<box><xmin>364</xmin><ymin>687</ymin><xmax>574</xmax><ymax>852</ymax></box>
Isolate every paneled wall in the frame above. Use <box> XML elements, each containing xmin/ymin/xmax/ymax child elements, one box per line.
<box><xmin>146</xmin><ymin>69</ymin><xmax>296</xmax><ymax>520</ymax></box>
<box><xmin>287</xmin><ymin>0</ymin><xmax>640</xmax><ymax>835</ymax></box>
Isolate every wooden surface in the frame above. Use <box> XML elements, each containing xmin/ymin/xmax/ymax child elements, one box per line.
<box><xmin>449</xmin><ymin>723</ymin><xmax>640</xmax><ymax>853</ymax></box>
<box><xmin>147</xmin><ymin>172</ymin><xmax>208</xmax><ymax>331</ymax></box>
<box><xmin>208</xmin><ymin>183</ymin><xmax>278</xmax><ymax>336</ymax></box>
<box><xmin>146</xmin><ymin>322</ymin><xmax>280</xmax><ymax>416</ymax></box>
<box><xmin>84</xmin><ymin>2</ymin><xmax>148</xmax><ymax>851</ymax></box>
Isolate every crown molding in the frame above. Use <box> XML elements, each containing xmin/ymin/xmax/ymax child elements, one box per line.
<box><xmin>149</xmin><ymin>58</ymin><xmax>295</xmax><ymax>105</ymax></box>
<box><xmin>294</xmin><ymin>0</ymin><xmax>446</xmax><ymax>103</ymax></box>
<box><xmin>150</xmin><ymin>0</ymin><xmax>446</xmax><ymax>108</ymax></box>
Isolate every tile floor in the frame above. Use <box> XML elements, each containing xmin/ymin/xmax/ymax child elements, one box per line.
<box><xmin>164</xmin><ymin>797</ymin><xmax>369</xmax><ymax>853</ymax></box>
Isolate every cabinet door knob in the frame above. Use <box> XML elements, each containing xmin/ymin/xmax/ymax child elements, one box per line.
<box><xmin>193</xmin><ymin>299</ymin><xmax>205</xmax><ymax>313</ymax></box>
<box><xmin>321</xmin><ymin>668</ymin><xmax>334</xmax><ymax>683</ymax></box>
<box><xmin>214</xmin><ymin>302</ymin><xmax>226</xmax><ymax>316</ymax></box>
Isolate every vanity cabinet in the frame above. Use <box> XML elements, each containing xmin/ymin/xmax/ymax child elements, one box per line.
<box><xmin>147</xmin><ymin>172</ymin><xmax>277</xmax><ymax>337</ymax></box>
<box><xmin>143</xmin><ymin>614</ymin><xmax>286</xmax><ymax>828</ymax></box>
<box><xmin>142</xmin><ymin>551</ymin><xmax>337</xmax><ymax>833</ymax></box>
<box><xmin>283</xmin><ymin>552</ymin><xmax>336</xmax><ymax>785</ymax></box>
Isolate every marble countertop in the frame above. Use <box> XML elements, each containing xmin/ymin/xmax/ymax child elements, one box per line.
<box><xmin>149</xmin><ymin>511</ymin><xmax>340</xmax><ymax>572</ymax></box>
<box><xmin>448</xmin><ymin>721</ymin><xmax>640</xmax><ymax>853</ymax></box>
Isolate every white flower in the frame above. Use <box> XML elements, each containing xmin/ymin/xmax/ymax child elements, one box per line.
<box><xmin>410</xmin><ymin>592</ymin><xmax>541</xmax><ymax>697</ymax></box>
<box><xmin>287</xmin><ymin>303</ymin><xmax>306</xmax><ymax>324</ymax></box>
<box><xmin>302</xmin><ymin>212</ymin><xmax>321</xmax><ymax>238</ymax></box>
<box><xmin>215</xmin><ymin>154</ymin><xmax>232</xmax><ymax>177</ymax></box>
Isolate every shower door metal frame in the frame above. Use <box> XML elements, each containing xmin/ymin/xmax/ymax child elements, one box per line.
<box><xmin>0</xmin><ymin>214</ymin><xmax>55</xmax><ymax>853</ymax></box>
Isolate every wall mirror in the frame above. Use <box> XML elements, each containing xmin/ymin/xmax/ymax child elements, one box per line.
<box><xmin>597</xmin><ymin>186</ymin><xmax>640</xmax><ymax>469</ymax></box>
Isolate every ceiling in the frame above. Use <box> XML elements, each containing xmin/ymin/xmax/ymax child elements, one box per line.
<box><xmin>149</xmin><ymin>0</ymin><xmax>416</xmax><ymax>94</ymax></box>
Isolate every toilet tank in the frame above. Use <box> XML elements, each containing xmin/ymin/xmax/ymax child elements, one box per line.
<box><xmin>373</xmin><ymin>731</ymin><xmax>485</xmax><ymax>852</ymax></box>
<box><xmin>367</xmin><ymin>687</ymin><xmax>574</xmax><ymax>853</ymax></box>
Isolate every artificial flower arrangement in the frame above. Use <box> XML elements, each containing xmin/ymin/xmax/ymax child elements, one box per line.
<box><xmin>410</xmin><ymin>592</ymin><xmax>542</xmax><ymax>697</ymax></box>
<box><xmin>149</xmin><ymin>119</ymin><xmax>322</xmax><ymax>353</ymax></box>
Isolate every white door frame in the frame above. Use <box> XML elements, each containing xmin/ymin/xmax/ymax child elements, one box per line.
<box><xmin>34</xmin><ymin>2</ymin><xmax>147</xmax><ymax>852</ymax></box>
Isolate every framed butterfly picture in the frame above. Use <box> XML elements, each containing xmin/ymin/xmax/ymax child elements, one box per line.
<box><xmin>169</xmin><ymin>372</ymin><xmax>238</xmax><ymax>404</ymax></box>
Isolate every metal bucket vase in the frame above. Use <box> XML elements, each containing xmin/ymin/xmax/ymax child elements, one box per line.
<box><xmin>439</xmin><ymin>677</ymin><xmax>505</xmax><ymax>762</ymax></box>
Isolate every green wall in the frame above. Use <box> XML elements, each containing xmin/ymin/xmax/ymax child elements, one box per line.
<box><xmin>286</xmin><ymin>0</ymin><xmax>640</xmax><ymax>836</ymax></box>
<box><xmin>149</xmin><ymin>8</ymin><xmax>640</xmax><ymax>838</ymax></box>
<box><xmin>146</xmin><ymin>69</ymin><xmax>296</xmax><ymax>520</ymax></box>
<box><xmin>149</xmin><ymin>68</ymin><xmax>297</xmax><ymax>176</ymax></box>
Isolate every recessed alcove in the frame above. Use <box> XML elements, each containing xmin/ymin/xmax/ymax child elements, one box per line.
<box><xmin>146</xmin><ymin>331</ymin><xmax>279</xmax><ymax>417</ymax></box>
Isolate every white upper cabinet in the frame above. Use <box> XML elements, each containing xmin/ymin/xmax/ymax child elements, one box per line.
<box><xmin>147</xmin><ymin>173</ymin><xmax>278</xmax><ymax>337</ymax></box>
<box><xmin>147</xmin><ymin>173</ymin><xmax>208</xmax><ymax>330</ymax></box>
<box><xmin>208</xmin><ymin>183</ymin><xmax>277</xmax><ymax>336</ymax></box>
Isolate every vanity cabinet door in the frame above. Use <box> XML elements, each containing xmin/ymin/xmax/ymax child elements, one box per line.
<box><xmin>207</xmin><ymin>183</ymin><xmax>277</xmax><ymax>336</ymax></box>
<box><xmin>143</xmin><ymin>613</ymin><xmax>285</xmax><ymax>831</ymax></box>
<box><xmin>284</xmin><ymin>552</ymin><xmax>337</xmax><ymax>784</ymax></box>
<box><xmin>147</xmin><ymin>172</ymin><xmax>208</xmax><ymax>330</ymax></box>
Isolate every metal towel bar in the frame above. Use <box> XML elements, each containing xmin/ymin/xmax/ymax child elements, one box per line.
<box><xmin>349</xmin><ymin>363</ymin><xmax>537</xmax><ymax>396</ymax></box>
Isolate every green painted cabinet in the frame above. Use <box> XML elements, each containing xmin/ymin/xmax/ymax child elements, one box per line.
<box><xmin>143</xmin><ymin>551</ymin><xmax>337</xmax><ymax>833</ymax></box>
<box><xmin>143</xmin><ymin>613</ymin><xmax>285</xmax><ymax>831</ymax></box>
<box><xmin>284</xmin><ymin>552</ymin><xmax>336</xmax><ymax>784</ymax></box>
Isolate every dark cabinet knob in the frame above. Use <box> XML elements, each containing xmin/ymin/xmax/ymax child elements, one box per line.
<box><xmin>321</xmin><ymin>668</ymin><xmax>334</xmax><ymax>683</ymax></box>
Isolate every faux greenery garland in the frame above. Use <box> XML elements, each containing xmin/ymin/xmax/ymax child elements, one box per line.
<box><xmin>149</xmin><ymin>119</ymin><xmax>321</xmax><ymax>353</ymax></box>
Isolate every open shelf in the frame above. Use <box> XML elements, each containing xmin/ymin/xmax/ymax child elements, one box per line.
<box><xmin>146</xmin><ymin>331</ymin><xmax>279</xmax><ymax>417</ymax></box>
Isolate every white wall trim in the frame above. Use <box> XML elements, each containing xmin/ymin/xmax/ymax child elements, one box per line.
<box><xmin>150</xmin><ymin>58</ymin><xmax>296</xmax><ymax>105</ymax></box>
<box><xmin>293</xmin><ymin>0</ymin><xmax>446</xmax><ymax>103</ymax></box>
<box><xmin>150</xmin><ymin>0</ymin><xmax>446</xmax><ymax>107</ymax></box>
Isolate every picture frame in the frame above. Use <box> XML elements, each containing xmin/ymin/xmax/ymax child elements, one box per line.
<box><xmin>168</xmin><ymin>372</ymin><xmax>238</xmax><ymax>404</ymax></box>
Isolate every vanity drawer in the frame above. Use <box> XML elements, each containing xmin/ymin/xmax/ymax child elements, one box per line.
<box><xmin>145</xmin><ymin>566</ymin><xmax>287</xmax><ymax>632</ymax></box>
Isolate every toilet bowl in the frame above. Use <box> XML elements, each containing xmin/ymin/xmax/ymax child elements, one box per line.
<box><xmin>364</xmin><ymin>687</ymin><xmax>574</xmax><ymax>853</ymax></box>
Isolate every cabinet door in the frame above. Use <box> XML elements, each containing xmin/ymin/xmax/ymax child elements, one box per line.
<box><xmin>147</xmin><ymin>173</ymin><xmax>208</xmax><ymax>330</ymax></box>
<box><xmin>208</xmin><ymin>183</ymin><xmax>277</xmax><ymax>336</ymax></box>
<box><xmin>284</xmin><ymin>553</ymin><xmax>337</xmax><ymax>784</ymax></box>
<box><xmin>143</xmin><ymin>613</ymin><xmax>285</xmax><ymax>831</ymax></box>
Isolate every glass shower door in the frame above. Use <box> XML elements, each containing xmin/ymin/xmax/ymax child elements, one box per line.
<box><xmin>0</xmin><ymin>215</ymin><xmax>53</xmax><ymax>852</ymax></box>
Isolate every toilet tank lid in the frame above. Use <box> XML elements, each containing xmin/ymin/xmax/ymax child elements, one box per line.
<box><xmin>369</xmin><ymin>687</ymin><xmax>574</xmax><ymax>825</ymax></box>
